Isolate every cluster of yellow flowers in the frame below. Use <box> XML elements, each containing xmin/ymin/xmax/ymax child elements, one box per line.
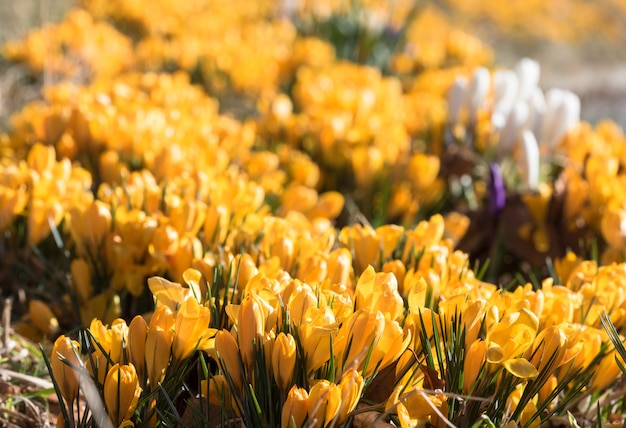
<box><xmin>48</xmin><ymin>214</ymin><xmax>625</xmax><ymax>427</ymax></box>
<box><xmin>2</xmin><ymin>8</ymin><xmax>134</xmax><ymax>80</ymax></box>
<box><xmin>2</xmin><ymin>0</ymin><xmax>626</xmax><ymax>427</ymax></box>
<box><xmin>4</xmin><ymin>70</ymin><xmax>345</xmax><ymax>335</ymax></box>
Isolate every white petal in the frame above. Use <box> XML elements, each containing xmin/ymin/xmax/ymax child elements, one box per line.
<box><xmin>492</xmin><ymin>69</ymin><xmax>519</xmax><ymax>128</ymax></box>
<box><xmin>515</xmin><ymin>58</ymin><xmax>541</xmax><ymax>101</ymax></box>
<box><xmin>466</xmin><ymin>67</ymin><xmax>491</xmax><ymax>122</ymax></box>
<box><xmin>498</xmin><ymin>101</ymin><xmax>529</xmax><ymax>159</ymax></box>
<box><xmin>520</xmin><ymin>130</ymin><xmax>540</xmax><ymax>190</ymax></box>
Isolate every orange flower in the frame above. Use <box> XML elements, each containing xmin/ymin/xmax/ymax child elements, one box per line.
<box><xmin>104</xmin><ymin>363</ymin><xmax>142</xmax><ymax>426</ymax></box>
<box><xmin>51</xmin><ymin>336</ymin><xmax>81</xmax><ymax>404</ymax></box>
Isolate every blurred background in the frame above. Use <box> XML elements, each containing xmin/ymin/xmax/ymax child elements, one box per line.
<box><xmin>1</xmin><ymin>0</ymin><xmax>626</xmax><ymax>128</ymax></box>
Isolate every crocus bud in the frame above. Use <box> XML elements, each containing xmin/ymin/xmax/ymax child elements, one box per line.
<box><xmin>515</xmin><ymin>58</ymin><xmax>540</xmax><ymax>101</ymax></box>
<box><xmin>335</xmin><ymin>309</ymin><xmax>385</xmax><ymax>372</ymax></box>
<box><xmin>215</xmin><ymin>330</ymin><xmax>244</xmax><ymax>391</ymax></box>
<box><xmin>70</xmin><ymin>258</ymin><xmax>93</xmax><ymax>304</ymax></box>
<box><xmin>463</xmin><ymin>340</ymin><xmax>487</xmax><ymax>394</ymax></box>
<box><xmin>127</xmin><ymin>315</ymin><xmax>148</xmax><ymax>381</ymax></box>
<box><xmin>308</xmin><ymin>380</ymin><xmax>341</xmax><ymax>428</ymax></box>
<box><xmin>491</xmin><ymin>69</ymin><xmax>519</xmax><ymax>128</ymax></box>
<box><xmin>498</xmin><ymin>101</ymin><xmax>529</xmax><ymax>159</ymax></box>
<box><xmin>299</xmin><ymin>307</ymin><xmax>338</xmax><ymax>373</ymax></box>
<box><xmin>528</xmin><ymin>87</ymin><xmax>546</xmax><ymax>136</ymax></box>
<box><xmin>145</xmin><ymin>306</ymin><xmax>175</xmax><ymax>388</ymax></box>
<box><xmin>51</xmin><ymin>336</ymin><xmax>81</xmax><ymax>404</ymax></box>
<box><xmin>519</xmin><ymin>130</ymin><xmax>540</xmax><ymax>190</ymax></box>
<box><xmin>29</xmin><ymin>300</ymin><xmax>59</xmax><ymax>337</ymax></box>
<box><xmin>272</xmin><ymin>333</ymin><xmax>297</xmax><ymax>391</ymax></box>
<box><xmin>327</xmin><ymin>248</ymin><xmax>352</xmax><ymax>286</ymax></box>
<box><xmin>287</xmin><ymin>284</ymin><xmax>318</xmax><ymax>327</ymax></box>
<box><xmin>335</xmin><ymin>368</ymin><xmax>364</xmax><ymax>424</ymax></box>
<box><xmin>352</xmin><ymin>146</ymin><xmax>384</xmax><ymax>189</ymax></box>
<box><xmin>238</xmin><ymin>293</ymin><xmax>265</xmax><ymax>368</ymax></box>
<box><xmin>104</xmin><ymin>363</ymin><xmax>142</xmax><ymax>426</ymax></box>
<box><xmin>281</xmin><ymin>386</ymin><xmax>309</xmax><ymax>428</ymax></box>
<box><xmin>601</xmin><ymin>206</ymin><xmax>626</xmax><ymax>249</ymax></box>
<box><xmin>542</xmin><ymin>89</ymin><xmax>580</xmax><ymax>150</ymax></box>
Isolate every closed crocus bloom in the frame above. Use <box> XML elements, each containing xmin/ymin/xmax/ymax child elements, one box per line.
<box><xmin>282</xmin><ymin>386</ymin><xmax>309</xmax><ymax>428</ymax></box>
<box><xmin>27</xmin><ymin>198</ymin><xmax>63</xmax><ymax>245</ymax></box>
<box><xmin>339</xmin><ymin>225</ymin><xmax>378</xmax><ymax>274</ymax></box>
<box><xmin>519</xmin><ymin>130</ymin><xmax>540</xmax><ymax>191</ymax></box>
<box><xmin>70</xmin><ymin>258</ymin><xmax>93</xmax><ymax>304</ymax></box>
<box><xmin>88</xmin><ymin>348</ymin><xmax>110</xmax><ymax>386</ymax></box>
<box><xmin>376</xmin><ymin>224</ymin><xmax>405</xmax><ymax>261</ymax></box>
<box><xmin>51</xmin><ymin>336</ymin><xmax>81</xmax><ymax>404</ymax></box>
<box><xmin>407</xmin><ymin>154</ymin><xmax>440</xmax><ymax>191</ymax></box>
<box><xmin>307</xmin><ymin>191</ymin><xmax>345</xmax><ymax>221</ymax></box>
<box><xmin>202</xmin><ymin>374</ymin><xmax>238</xmax><ymax>411</ymax></box>
<box><xmin>29</xmin><ymin>300</ymin><xmax>59</xmax><ymax>337</ymax></box>
<box><xmin>335</xmin><ymin>309</ymin><xmax>385</xmax><ymax>373</ymax></box>
<box><xmin>169</xmin><ymin>197</ymin><xmax>206</xmax><ymax>236</ymax></box>
<box><xmin>170</xmin><ymin>234</ymin><xmax>203</xmax><ymax>283</ymax></box>
<box><xmin>281</xmin><ymin>185</ymin><xmax>318</xmax><ymax>215</ymax></box>
<box><xmin>104</xmin><ymin>363</ymin><xmax>142</xmax><ymax>426</ymax></box>
<box><xmin>214</xmin><ymin>330</ymin><xmax>244</xmax><ymax>391</ymax></box>
<box><xmin>308</xmin><ymin>380</ymin><xmax>341</xmax><ymax>428</ymax></box>
<box><xmin>203</xmin><ymin>203</ymin><xmax>230</xmax><ymax>248</ymax></box>
<box><xmin>272</xmin><ymin>333</ymin><xmax>296</xmax><ymax>392</ymax></box>
<box><xmin>287</xmin><ymin>284</ymin><xmax>318</xmax><ymax>327</ymax></box>
<box><xmin>463</xmin><ymin>340</ymin><xmax>487</xmax><ymax>394</ymax></box>
<box><xmin>327</xmin><ymin>248</ymin><xmax>352</xmax><ymax>287</ymax></box>
<box><xmin>272</xmin><ymin>234</ymin><xmax>297</xmax><ymax>273</ymax></box>
<box><xmin>81</xmin><ymin>200</ymin><xmax>112</xmax><ymax>258</ymax></box>
<box><xmin>525</xmin><ymin>325</ymin><xmax>566</xmax><ymax>375</ymax></box>
<box><xmin>127</xmin><ymin>315</ymin><xmax>148</xmax><ymax>380</ymax></box>
<box><xmin>553</xmin><ymin>251</ymin><xmax>581</xmax><ymax>286</ymax></box>
<box><xmin>352</xmin><ymin>145</ymin><xmax>384</xmax><ymax>189</ymax></box>
<box><xmin>299</xmin><ymin>307</ymin><xmax>338</xmax><ymax>373</ymax></box>
<box><xmin>382</xmin><ymin>260</ymin><xmax>406</xmax><ymax>292</ymax></box>
<box><xmin>27</xmin><ymin>142</ymin><xmax>55</xmax><ymax>174</ymax></box>
<box><xmin>238</xmin><ymin>292</ymin><xmax>265</xmax><ymax>368</ymax></box>
<box><xmin>335</xmin><ymin>368</ymin><xmax>364</xmax><ymax>424</ymax></box>
<box><xmin>145</xmin><ymin>306</ymin><xmax>175</xmax><ymax>388</ymax></box>
<box><xmin>354</xmin><ymin>266</ymin><xmax>404</xmax><ymax>321</ymax></box>
<box><xmin>369</xmin><ymin>318</ymin><xmax>410</xmax><ymax>376</ymax></box>
<box><xmin>149</xmin><ymin>224</ymin><xmax>179</xmax><ymax>266</ymax></box>
<box><xmin>589</xmin><ymin>349</ymin><xmax>622</xmax><ymax>392</ymax></box>
<box><xmin>173</xmin><ymin>297</ymin><xmax>213</xmax><ymax>361</ymax></box>
<box><xmin>230</xmin><ymin>253</ymin><xmax>258</xmax><ymax>294</ymax></box>
<box><xmin>601</xmin><ymin>205</ymin><xmax>626</xmax><ymax>250</ymax></box>
<box><xmin>297</xmin><ymin>252</ymin><xmax>328</xmax><ymax>284</ymax></box>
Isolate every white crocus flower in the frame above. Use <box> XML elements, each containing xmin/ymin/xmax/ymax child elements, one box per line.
<box><xmin>466</xmin><ymin>67</ymin><xmax>490</xmax><ymax>123</ymax></box>
<box><xmin>498</xmin><ymin>101</ymin><xmax>529</xmax><ymax>160</ymax></box>
<box><xmin>527</xmin><ymin>87</ymin><xmax>546</xmax><ymax>137</ymax></box>
<box><xmin>515</xmin><ymin>58</ymin><xmax>541</xmax><ymax>101</ymax></box>
<box><xmin>492</xmin><ymin>69</ymin><xmax>519</xmax><ymax>129</ymax></box>
<box><xmin>519</xmin><ymin>129</ymin><xmax>540</xmax><ymax>190</ymax></box>
<box><xmin>540</xmin><ymin>89</ymin><xmax>580</xmax><ymax>151</ymax></box>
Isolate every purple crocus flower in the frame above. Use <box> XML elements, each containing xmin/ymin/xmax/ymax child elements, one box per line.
<box><xmin>489</xmin><ymin>163</ymin><xmax>506</xmax><ymax>219</ymax></box>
